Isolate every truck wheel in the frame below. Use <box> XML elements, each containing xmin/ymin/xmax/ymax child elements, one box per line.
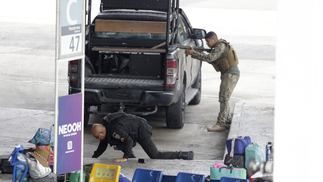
<box><xmin>166</xmin><ymin>88</ymin><xmax>185</xmax><ymax>129</ymax></box>
<box><xmin>189</xmin><ymin>70</ymin><xmax>202</xmax><ymax>105</ymax></box>
<box><xmin>84</xmin><ymin>105</ymin><xmax>90</xmax><ymax>126</ymax></box>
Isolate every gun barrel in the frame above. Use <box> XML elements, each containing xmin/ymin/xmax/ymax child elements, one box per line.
<box><xmin>177</xmin><ymin>44</ymin><xmax>208</xmax><ymax>52</ymax></box>
<box><xmin>177</xmin><ymin>44</ymin><xmax>190</xmax><ymax>49</ymax></box>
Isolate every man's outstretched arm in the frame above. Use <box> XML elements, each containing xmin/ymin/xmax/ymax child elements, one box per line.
<box><xmin>92</xmin><ymin>139</ymin><xmax>108</xmax><ymax>158</ymax></box>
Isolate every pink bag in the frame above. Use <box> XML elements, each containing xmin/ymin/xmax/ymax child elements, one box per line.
<box><xmin>213</xmin><ymin>163</ymin><xmax>227</xmax><ymax>168</ymax></box>
<box><xmin>212</xmin><ymin>163</ymin><xmax>238</xmax><ymax>170</ymax></box>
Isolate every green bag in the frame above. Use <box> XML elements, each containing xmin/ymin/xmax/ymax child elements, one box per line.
<box><xmin>245</xmin><ymin>142</ymin><xmax>265</xmax><ymax>168</ymax></box>
<box><xmin>69</xmin><ymin>170</ymin><xmax>86</xmax><ymax>182</ymax></box>
<box><xmin>68</xmin><ymin>164</ymin><xmax>93</xmax><ymax>182</ymax></box>
<box><xmin>210</xmin><ymin>165</ymin><xmax>247</xmax><ymax>180</ymax></box>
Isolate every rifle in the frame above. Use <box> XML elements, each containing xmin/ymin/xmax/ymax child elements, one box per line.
<box><xmin>177</xmin><ymin>44</ymin><xmax>211</xmax><ymax>52</ymax></box>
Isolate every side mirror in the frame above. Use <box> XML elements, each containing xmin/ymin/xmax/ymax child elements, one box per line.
<box><xmin>192</xmin><ymin>29</ymin><xmax>206</xmax><ymax>39</ymax></box>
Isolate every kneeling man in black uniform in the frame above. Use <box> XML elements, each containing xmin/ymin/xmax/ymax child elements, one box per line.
<box><xmin>91</xmin><ymin>112</ymin><xmax>194</xmax><ymax>162</ymax></box>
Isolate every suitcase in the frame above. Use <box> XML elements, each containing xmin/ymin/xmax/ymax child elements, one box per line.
<box><xmin>0</xmin><ymin>155</ymin><xmax>14</xmax><ymax>174</ymax></box>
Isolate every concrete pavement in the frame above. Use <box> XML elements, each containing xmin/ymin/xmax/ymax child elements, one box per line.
<box><xmin>0</xmin><ymin>98</ymin><xmax>274</xmax><ymax>181</ymax></box>
<box><xmin>81</xmin><ymin>98</ymin><xmax>275</xmax><ymax>180</ymax></box>
<box><xmin>228</xmin><ymin>98</ymin><xmax>274</xmax><ymax>149</ymax></box>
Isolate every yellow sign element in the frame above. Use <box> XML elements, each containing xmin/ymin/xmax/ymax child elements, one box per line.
<box><xmin>89</xmin><ymin>163</ymin><xmax>121</xmax><ymax>182</ymax></box>
<box><xmin>95</xmin><ymin>167</ymin><xmax>115</xmax><ymax>179</ymax></box>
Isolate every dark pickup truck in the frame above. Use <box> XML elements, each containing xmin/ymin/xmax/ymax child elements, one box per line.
<box><xmin>68</xmin><ymin>0</ymin><xmax>207</xmax><ymax>128</ymax></box>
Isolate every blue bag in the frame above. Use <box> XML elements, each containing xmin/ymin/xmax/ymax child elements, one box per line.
<box><xmin>226</xmin><ymin>136</ymin><xmax>251</xmax><ymax>155</ymax></box>
<box><xmin>9</xmin><ymin>145</ymin><xmax>29</xmax><ymax>182</ymax></box>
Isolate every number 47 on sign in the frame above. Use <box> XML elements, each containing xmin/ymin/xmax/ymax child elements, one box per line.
<box><xmin>61</xmin><ymin>33</ymin><xmax>82</xmax><ymax>55</ymax></box>
<box><xmin>70</xmin><ymin>35</ymin><xmax>80</xmax><ymax>52</ymax></box>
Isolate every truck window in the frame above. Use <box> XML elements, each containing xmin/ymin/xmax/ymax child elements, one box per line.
<box><xmin>178</xmin><ymin>16</ymin><xmax>191</xmax><ymax>42</ymax></box>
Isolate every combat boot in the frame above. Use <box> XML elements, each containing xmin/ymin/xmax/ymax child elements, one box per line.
<box><xmin>224</xmin><ymin>122</ymin><xmax>231</xmax><ymax>130</ymax></box>
<box><xmin>207</xmin><ymin>124</ymin><xmax>225</xmax><ymax>132</ymax></box>
<box><xmin>179</xmin><ymin>151</ymin><xmax>194</xmax><ymax>160</ymax></box>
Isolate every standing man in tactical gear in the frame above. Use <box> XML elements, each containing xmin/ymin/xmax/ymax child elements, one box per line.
<box><xmin>91</xmin><ymin>112</ymin><xmax>194</xmax><ymax>162</ymax></box>
<box><xmin>186</xmin><ymin>31</ymin><xmax>240</xmax><ymax>132</ymax></box>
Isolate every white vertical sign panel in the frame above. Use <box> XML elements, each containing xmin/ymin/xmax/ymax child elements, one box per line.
<box><xmin>55</xmin><ymin>0</ymin><xmax>85</xmax><ymax>180</ymax></box>
<box><xmin>59</xmin><ymin>0</ymin><xmax>83</xmax><ymax>59</ymax></box>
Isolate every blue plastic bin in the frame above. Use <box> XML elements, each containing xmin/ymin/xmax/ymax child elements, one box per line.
<box><xmin>175</xmin><ymin>172</ymin><xmax>205</xmax><ymax>182</ymax></box>
<box><xmin>161</xmin><ymin>175</ymin><xmax>177</xmax><ymax>182</ymax></box>
<box><xmin>132</xmin><ymin>168</ymin><xmax>163</xmax><ymax>182</ymax></box>
<box><xmin>205</xmin><ymin>178</ymin><xmax>220</xmax><ymax>182</ymax></box>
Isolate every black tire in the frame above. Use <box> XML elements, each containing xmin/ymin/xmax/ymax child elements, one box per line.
<box><xmin>166</xmin><ymin>88</ymin><xmax>185</xmax><ymax>129</ymax></box>
<box><xmin>189</xmin><ymin>70</ymin><xmax>202</xmax><ymax>105</ymax></box>
<box><xmin>84</xmin><ymin>105</ymin><xmax>90</xmax><ymax>126</ymax></box>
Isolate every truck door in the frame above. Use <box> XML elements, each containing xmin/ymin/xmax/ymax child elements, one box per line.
<box><xmin>178</xmin><ymin>15</ymin><xmax>196</xmax><ymax>87</ymax></box>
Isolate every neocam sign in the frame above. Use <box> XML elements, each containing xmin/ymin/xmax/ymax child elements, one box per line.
<box><xmin>59</xmin><ymin>0</ymin><xmax>83</xmax><ymax>58</ymax></box>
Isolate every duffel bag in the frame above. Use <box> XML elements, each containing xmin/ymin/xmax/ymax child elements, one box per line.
<box><xmin>226</xmin><ymin>136</ymin><xmax>251</xmax><ymax>155</ymax></box>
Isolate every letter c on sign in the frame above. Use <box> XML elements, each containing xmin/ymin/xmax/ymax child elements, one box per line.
<box><xmin>67</xmin><ymin>0</ymin><xmax>77</xmax><ymax>25</ymax></box>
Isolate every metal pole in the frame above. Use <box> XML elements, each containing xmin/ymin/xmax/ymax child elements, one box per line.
<box><xmin>79</xmin><ymin>0</ymin><xmax>86</xmax><ymax>181</ymax></box>
<box><xmin>54</xmin><ymin>0</ymin><xmax>60</xmax><ymax>175</ymax></box>
<box><xmin>87</xmin><ymin>0</ymin><xmax>92</xmax><ymax>55</ymax></box>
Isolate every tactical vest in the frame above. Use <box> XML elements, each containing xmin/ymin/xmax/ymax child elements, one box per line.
<box><xmin>210</xmin><ymin>39</ymin><xmax>239</xmax><ymax>72</ymax></box>
<box><xmin>102</xmin><ymin>112</ymin><xmax>151</xmax><ymax>147</ymax></box>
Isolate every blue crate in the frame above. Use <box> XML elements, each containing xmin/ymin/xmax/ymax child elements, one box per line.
<box><xmin>162</xmin><ymin>175</ymin><xmax>177</xmax><ymax>182</ymax></box>
<box><xmin>175</xmin><ymin>172</ymin><xmax>205</xmax><ymax>182</ymax></box>
<box><xmin>205</xmin><ymin>178</ymin><xmax>220</xmax><ymax>182</ymax></box>
<box><xmin>132</xmin><ymin>168</ymin><xmax>163</xmax><ymax>182</ymax></box>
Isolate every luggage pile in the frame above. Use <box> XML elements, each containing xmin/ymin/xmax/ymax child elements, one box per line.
<box><xmin>209</xmin><ymin>136</ymin><xmax>273</xmax><ymax>182</ymax></box>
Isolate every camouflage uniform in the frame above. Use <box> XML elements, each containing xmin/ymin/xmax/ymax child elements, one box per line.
<box><xmin>191</xmin><ymin>39</ymin><xmax>240</xmax><ymax>127</ymax></box>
